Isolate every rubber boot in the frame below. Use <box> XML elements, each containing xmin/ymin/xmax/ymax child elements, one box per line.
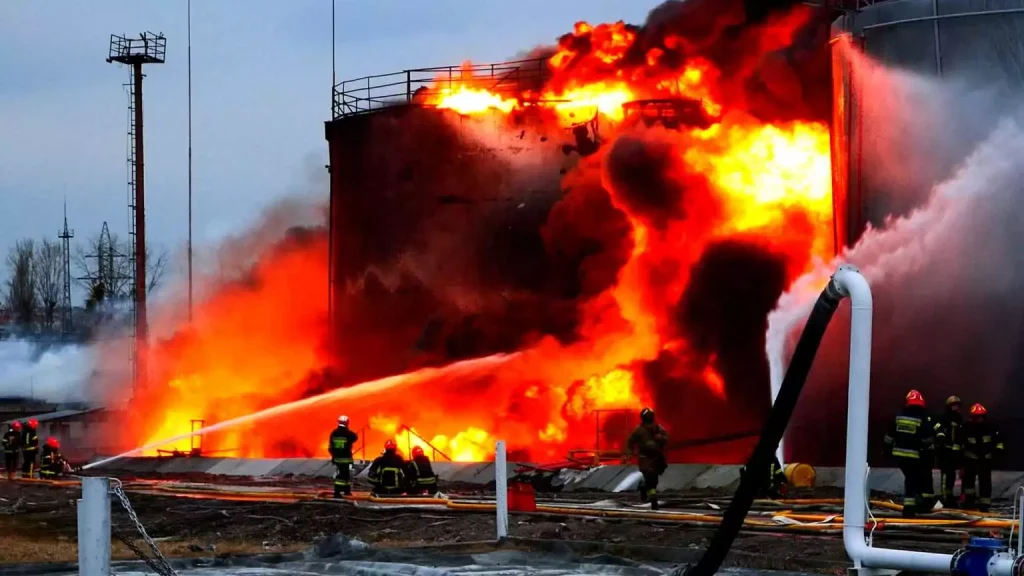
<box><xmin>639</xmin><ymin>486</ymin><xmax>648</xmax><ymax>503</ymax></box>
<box><xmin>651</xmin><ymin>496</ymin><xmax>660</xmax><ymax>511</ymax></box>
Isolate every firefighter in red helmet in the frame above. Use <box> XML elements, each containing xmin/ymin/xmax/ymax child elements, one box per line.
<box><xmin>883</xmin><ymin>390</ymin><xmax>936</xmax><ymax>517</ymax></box>
<box><xmin>368</xmin><ymin>440</ymin><xmax>406</xmax><ymax>497</ymax></box>
<box><xmin>40</xmin><ymin>437</ymin><xmax>65</xmax><ymax>479</ymax></box>
<box><xmin>21</xmin><ymin>419</ymin><xmax>39</xmax><ymax>479</ymax></box>
<box><xmin>405</xmin><ymin>446</ymin><xmax>439</xmax><ymax>495</ymax></box>
<box><xmin>962</xmin><ymin>403</ymin><xmax>1003</xmax><ymax>512</ymax></box>
<box><xmin>2</xmin><ymin>421</ymin><xmax>21</xmax><ymax>480</ymax></box>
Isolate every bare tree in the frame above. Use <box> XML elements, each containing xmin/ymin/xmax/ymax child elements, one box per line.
<box><xmin>74</xmin><ymin>229</ymin><xmax>169</xmax><ymax>303</ymax></box>
<box><xmin>5</xmin><ymin>239</ymin><xmax>37</xmax><ymax>326</ymax></box>
<box><xmin>34</xmin><ymin>238</ymin><xmax>63</xmax><ymax>328</ymax></box>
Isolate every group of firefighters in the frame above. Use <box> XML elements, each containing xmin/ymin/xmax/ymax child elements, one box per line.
<box><xmin>328</xmin><ymin>415</ymin><xmax>438</xmax><ymax>498</ymax></box>
<box><xmin>886</xmin><ymin>390</ymin><xmax>1003</xmax><ymax>516</ymax></box>
<box><xmin>1</xmin><ymin>419</ymin><xmax>66</xmax><ymax>480</ymax></box>
<box><xmin>326</xmin><ymin>407</ymin><xmax>776</xmax><ymax>511</ymax></box>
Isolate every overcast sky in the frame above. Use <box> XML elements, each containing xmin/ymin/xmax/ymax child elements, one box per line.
<box><xmin>0</xmin><ymin>0</ymin><xmax>650</xmax><ymax>298</ymax></box>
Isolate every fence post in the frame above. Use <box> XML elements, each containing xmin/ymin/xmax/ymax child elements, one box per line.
<box><xmin>78</xmin><ymin>476</ymin><xmax>111</xmax><ymax>576</ymax></box>
<box><xmin>495</xmin><ymin>440</ymin><xmax>508</xmax><ymax>540</ymax></box>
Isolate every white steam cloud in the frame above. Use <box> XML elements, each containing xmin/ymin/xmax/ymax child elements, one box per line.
<box><xmin>767</xmin><ymin>45</ymin><xmax>1024</xmax><ymax>463</ymax></box>
<box><xmin>0</xmin><ymin>340</ymin><xmax>96</xmax><ymax>403</ymax></box>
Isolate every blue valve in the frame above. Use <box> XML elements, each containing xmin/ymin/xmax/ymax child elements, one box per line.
<box><xmin>953</xmin><ymin>537</ymin><xmax>1007</xmax><ymax>576</ymax></box>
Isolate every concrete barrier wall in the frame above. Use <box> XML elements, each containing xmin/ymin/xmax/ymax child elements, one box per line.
<box><xmin>92</xmin><ymin>457</ymin><xmax>1024</xmax><ymax>498</ymax></box>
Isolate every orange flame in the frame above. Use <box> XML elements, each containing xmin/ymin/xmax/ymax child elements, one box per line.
<box><xmin>127</xmin><ymin>12</ymin><xmax>833</xmax><ymax>464</ymax></box>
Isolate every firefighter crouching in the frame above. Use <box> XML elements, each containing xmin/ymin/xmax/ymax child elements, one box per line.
<box><xmin>628</xmin><ymin>407</ymin><xmax>668</xmax><ymax>510</ymax></box>
<box><xmin>328</xmin><ymin>414</ymin><xmax>359</xmax><ymax>498</ymax></box>
<box><xmin>741</xmin><ymin>453</ymin><xmax>788</xmax><ymax>500</ymax></box>
<box><xmin>368</xmin><ymin>440</ymin><xmax>406</xmax><ymax>496</ymax></box>
<box><xmin>40</xmin><ymin>438</ymin><xmax>65</xmax><ymax>479</ymax></box>
<box><xmin>934</xmin><ymin>395</ymin><xmax>964</xmax><ymax>508</ymax></box>
<box><xmin>3</xmin><ymin>422</ymin><xmax>21</xmax><ymax>480</ymax></box>
<box><xmin>962</xmin><ymin>403</ymin><xmax>1003</xmax><ymax>512</ymax></box>
<box><xmin>884</xmin><ymin>390</ymin><xmax>935</xmax><ymax>517</ymax></box>
<box><xmin>21</xmin><ymin>419</ymin><xmax>39</xmax><ymax>479</ymax></box>
<box><xmin>405</xmin><ymin>446</ymin><xmax>439</xmax><ymax>495</ymax></box>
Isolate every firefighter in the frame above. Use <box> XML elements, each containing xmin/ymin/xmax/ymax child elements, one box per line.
<box><xmin>884</xmin><ymin>390</ymin><xmax>936</xmax><ymax>517</ymax></box>
<box><xmin>328</xmin><ymin>414</ymin><xmax>359</xmax><ymax>498</ymax></box>
<box><xmin>2</xmin><ymin>422</ymin><xmax>21</xmax><ymax>480</ymax></box>
<box><xmin>40</xmin><ymin>438</ymin><xmax>64</xmax><ymax>479</ymax></box>
<box><xmin>742</xmin><ymin>453</ymin><xmax>788</xmax><ymax>499</ymax></box>
<box><xmin>933</xmin><ymin>395</ymin><xmax>964</xmax><ymax>508</ymax></box>
<box><xmin>21</xmin><ymin>419</ymin><xmax>39</xmax><ymax>479</ymax></box>
<box><xmin>368</xmin><ymin>440</ymin><xmax>406</xmax><ymax>497</ymax></box>
<box><xmin>962</xmin><ymin>403</ymin><xmax>1003</xmax><ymax>512</ymax></box>
<box><xmin>406</xmin><ymin>446</ymin><xmax>439</xmax><ymax>495</ymax></box>
<box><xmin>627</xmin><ymin>407</ymin><xmax>668</xmax><ymax>510</ymax></box>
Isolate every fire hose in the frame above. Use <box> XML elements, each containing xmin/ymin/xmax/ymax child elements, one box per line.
<box><xmin>683</xmin><ymin>275</ymin><xmax>845</xmax><ymax>576</ymax></box>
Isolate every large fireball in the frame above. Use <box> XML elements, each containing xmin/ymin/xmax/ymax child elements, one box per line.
<box><xmin>126</xmin><ymin>2</ymin><xmax>833</xmax><ymax>464</ymax></box>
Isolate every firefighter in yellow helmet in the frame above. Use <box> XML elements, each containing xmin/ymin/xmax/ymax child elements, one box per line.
<box><xmin>933</xmin><ymin>395</ymin><xmax>964</xmax><ymax>508</ymax></box>
<box><xmin>883</xmin><ymin>390</ymin><xmax>935</xmax><ymax>517</ymax></box>
<box><xmin>627</xmin><ymin>407</ymin><xmax>668</xmax><ymax>510</ymax></box>
<box><xmin>962</xmin><ymin>403</ymin><xmax>1003</xmax><ymax>512</ymax></box>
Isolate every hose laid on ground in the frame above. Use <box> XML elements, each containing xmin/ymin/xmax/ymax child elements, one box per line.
<box><xmin>685</xmin><ymin>280</ymin><xmax>844</xmax><ymax>576</ymax></box>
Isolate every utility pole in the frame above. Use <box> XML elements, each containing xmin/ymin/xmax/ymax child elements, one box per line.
<box><xmin>107</xmin><ymin>32</ymin><xmax>166</xmax><ymax>400</ymax></box>
<box><xmin>188</xmin><ymin>0</ymin><xmax>194</xmax><ymax>321</ymax></box>
<box><xmin>58</xmin><ymin>199</ymin><xmax>74</xmax><ymax>337</ymax></box>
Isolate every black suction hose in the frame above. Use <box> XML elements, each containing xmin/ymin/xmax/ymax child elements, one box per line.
<box><xmin>684</xmin><ymin>279</ymin><xmax>844</xmax><ymax>576</ymax></box>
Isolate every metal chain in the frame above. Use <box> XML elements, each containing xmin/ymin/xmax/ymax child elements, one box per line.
<box><xmin>109</xmin><ymin>478</ymin><xmax>178</xmax><ymax>576</ymax></box>
<box><xmin>112</xmin><ymin>524</ymin><xmax>172</xmax><ymax>576</ymax></box>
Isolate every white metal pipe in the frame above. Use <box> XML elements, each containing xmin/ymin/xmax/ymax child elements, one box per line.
<box><xmin>495</xmin><ymin>440</ymin><xmax>509</xmax><ymax>540</ymax></box>
<box><xmin>835</xmin><ymin>265</ymin><xmax>955</xmax><ymax>573</ymax></box>
<box><xmin>78</xmin><ymin>476</ymin><xmax>111</xmax><ymax>576</ymax></box>
<box><xmin>1018</xmin><ymin>490</ymin><xmax>1024</xmax><ymax>558</ymax></box>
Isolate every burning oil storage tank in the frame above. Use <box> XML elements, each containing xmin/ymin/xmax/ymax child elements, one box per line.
<box><xmin>323</xmin><ymin>60</ymin><xmax>597</xmax><ymax>385</ymax></box>
<box><xmin>830</xmin><ymin>0</ymin><xmax>1024</xmax><ymax>247</ymax></box>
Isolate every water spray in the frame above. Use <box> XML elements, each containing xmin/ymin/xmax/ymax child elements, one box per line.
<box><xmin>85</xmin><ymin>352</ymin><xmax>518</xmax><ymax>470</ymax></box>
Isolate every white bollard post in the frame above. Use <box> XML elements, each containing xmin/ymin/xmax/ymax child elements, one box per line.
<box><xmin>78</xmin><ymin>477</ymin><xmax>111</xmax><ymax>576</ymax></box>
<box><xmin>495</xmin><ymin>440</ymin><xmax>509</xmax><ymax>540</ymax></box>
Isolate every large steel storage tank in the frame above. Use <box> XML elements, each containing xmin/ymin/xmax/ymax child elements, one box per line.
<box><xmin>830</xmin><ymin>0</ymin><xmax>1024</xmax><ymax>248</ymax></box>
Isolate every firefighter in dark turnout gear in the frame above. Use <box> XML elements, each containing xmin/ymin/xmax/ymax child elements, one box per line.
<box><xmin>933</xmin><ymin>396</ymin><xmax>964</xmax><ymax>508</ymax></box>
<box><xmin>627</xmin><ymin>408</ymin><xmax>668</xmax><ymax>510</ymax></box>
<box><xmin>40</xmin><ymin>437</ymin><xmax>64</xmax><ymax>479</ymax></box>
<box><xmin>2</xmin><ymin>422</ymin><xmax>21</xmax><ymax>480</ymax></box>
<box><xmin>21</xmin><ymin>419</ymin><xmax>39</xmax><ymax>479</ymax></box>
<box><xmin>742</xmin><ymin>453</ymin><xmax>788</xmax><ymax>499</ymax></box>
<box><xmin>328</xmin><ymin>415</ymin><xmax>359</xmax><ymax>498</ymax></box>
<box><xmin>884</xmin><ymin>390</ymin><xmax>935</xmax><ymax>517</ymax></box>
<box><xmin>405</xmin><ymin>446</ymin><xmax>439</xmax><ymax>495</ymax></box>
<box><xmin>368</xmin><ymin>440</ymin><xmax>406</xmax><ymax>496</ymax></box>
<box><xmin>962</xmin><ymin>403</ymin><xmax>1003</xmax><ymax>512</ymax></box>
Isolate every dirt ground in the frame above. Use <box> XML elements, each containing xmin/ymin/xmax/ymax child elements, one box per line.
<box><xmin>0</xmin><ymin>476</ymin><xmax>967</xmax><ymax>573</ymax></box>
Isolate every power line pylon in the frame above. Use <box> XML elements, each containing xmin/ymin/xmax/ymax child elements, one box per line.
<box><xmin>106</xmin><ymin>32</ymin><xmax>166</xmax><ymax>399</ymax></box>
<box><xmin>58</xmin><ymin>199</ymin><xmax>74</xmax><ymax>337</ymax></box>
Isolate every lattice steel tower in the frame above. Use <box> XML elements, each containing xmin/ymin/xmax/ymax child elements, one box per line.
<box><xmin>58</xmin><ymin>200</ymin><xmax>74</xmax><ymax>336</ymax></box>
<box><xmin>106</xmin><ymin>32</ymin><xmax>166</xmax><ymax>398</ymax></box>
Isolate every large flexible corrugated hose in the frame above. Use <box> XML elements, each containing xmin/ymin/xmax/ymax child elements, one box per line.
<box><xmin>683</xmin><ymin>280</ymin><xmax>844</xmax><ymax>576</ymax></box>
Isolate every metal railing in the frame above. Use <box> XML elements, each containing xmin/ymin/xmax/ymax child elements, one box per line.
<box><xmin>400</xmin><ymin>424</ymin><xmax>453</xmax><ymax>462</ymax></box>
<box><xmin>332</xmin><ymin>58</ymin><xmax>549</xmax><ymax>120</ymax></box>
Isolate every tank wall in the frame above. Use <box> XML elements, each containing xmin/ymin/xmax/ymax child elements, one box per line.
<box><xmin>835</xmin><ymin>0</ymin><xmax>1024</xmax><ymax>240</ymax></box>
<box><xmin>805</xmin><ymin>0</ymin><xmax>1024</xmax><ymax>468</ymax></box>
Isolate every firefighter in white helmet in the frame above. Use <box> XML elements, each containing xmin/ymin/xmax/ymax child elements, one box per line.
<box><xmin>328</xmin><ymin>415</ymin><xmax>358</xmax><ymax>498</ymax></box>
